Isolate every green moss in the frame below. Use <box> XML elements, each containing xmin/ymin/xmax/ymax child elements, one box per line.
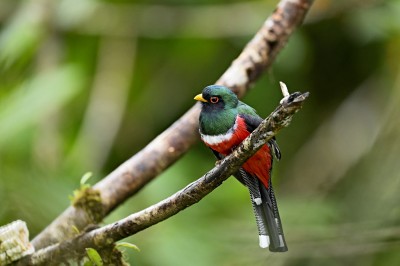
<box><xmin>70</xmin><ymin>186</ymin><xmax>104</xmax><ymax>223</ymax></box>
<box><xmin>69</xmin><ymin>173</ymin><xmax>104</xmax><ymax>223</ymax></box>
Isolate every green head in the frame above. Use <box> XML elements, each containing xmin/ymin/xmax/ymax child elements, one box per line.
<box><xmin>194</xmin><ymin>85</ymin><xmax>239</xmax><ymax>135</ymax></box>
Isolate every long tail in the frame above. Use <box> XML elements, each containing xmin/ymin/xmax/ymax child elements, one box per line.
<box><xmin>260</xmin><ymin>178</ymin><xmax>287</xmax><ymax>252</ymax></box>
<box><xmin>239</xmin><ymin>169</ymin><xmax>288</xmax><ymax>252</ymax></box>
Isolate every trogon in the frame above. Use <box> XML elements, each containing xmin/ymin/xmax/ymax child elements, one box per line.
<box><xmin>194</xmin><ymin>85</ymin><xmax>288</xmax><ymax>252</ymax></box>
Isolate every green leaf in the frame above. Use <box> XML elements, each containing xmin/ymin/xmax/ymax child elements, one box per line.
<box><xmin>80</xmin><ymin>172</ymin><xmax>93</xmax><ymax>186</ymax></box>
<box><xmin>86</xmin><ymin>248</ymin><xmax>103</xmax><ymax>266</ymax></box>
<box><xmin>116</xmin><ymin>242</ymin><xmax>140</xmax><ymax>252</ymax></box>
<box><xmin>0</xmin><ymin>1</ymin><xmax>44</xmax><ymax>67</ymax></box>
<box><xmin>0</xmin><ymin>65</ymin><xmax>83</xmax><ymax>148</ymax></box>
<box><xmin>71</xmin><ymin>225</ymin><xmax>80</xmax><ymax>234</ymax></box>
<box><xmin>83</xmin><ymin>261</ymin><xmax>93</xmax><ymax>266</ymax></box>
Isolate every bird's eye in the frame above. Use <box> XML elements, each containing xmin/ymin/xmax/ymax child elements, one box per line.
<box><xmin>210</xmin><ymin>96</ymin><xmax>219</xmax><ymax>104</ymax></box>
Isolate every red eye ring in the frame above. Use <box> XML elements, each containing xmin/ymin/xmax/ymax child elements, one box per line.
<box><xmin>210</xmin><ymin>96</ymin><xmax>219</xmax><ymax>103</ymax></box>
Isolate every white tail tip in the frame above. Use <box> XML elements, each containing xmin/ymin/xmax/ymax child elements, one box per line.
<box><xmin>279</xmin><ymin>234</ymin><xmax>285</xmax><ymax>247</ymax></box>
<box><xmin>254</xmin><ymin>197</ymin><xmax>262</xmax><ymax>205</ymax></box>
<box><xmin>259</xmin><ymin>235</ymin><xmax>270</xmax><ymax>248</ymax></box>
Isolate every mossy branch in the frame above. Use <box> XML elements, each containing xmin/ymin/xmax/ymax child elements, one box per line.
<box><xmin>32</xmin><ymin>0</ymin><xmax>314</xmax><ymax>250</ymax></box>
<box><xmin>15</xmin><ymin>90</ymin><xmax>309</xmax><ymax>266</ymax></box>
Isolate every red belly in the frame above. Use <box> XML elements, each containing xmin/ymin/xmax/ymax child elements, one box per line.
<box><xmin>204</xmin><ymin>117</ymin><xmax>272</xmax><ymax>188</ymax></box>
<box><xmin>242</xmin><ymin>145</ymin><xmax>272</xmax><ymax>189</ymax></box>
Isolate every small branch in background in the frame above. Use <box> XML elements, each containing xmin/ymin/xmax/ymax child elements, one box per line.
<box><xmin>217</xmin><ymin>0</ymin><xmax>313</xmax><ymax>98</ymax></box>
<box><xmin>32</xmin><ymin>0</ymin><xmax>314</xmax><ymax>250</ymax></box>
<box><xmin>67</xmin><ymin>37</ymin><xmax>136</xmax><ymax>171</ymax></box>
<box><xmin>16</xmin><ymin>90</ymin><xmax>309</xmax><ymax>266</ymax></box>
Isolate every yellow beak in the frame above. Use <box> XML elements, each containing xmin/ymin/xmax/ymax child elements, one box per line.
<box><xmin>194</xmin><ymin>94</ymin><xmax>207</xmax><ymax>102</ymax></box>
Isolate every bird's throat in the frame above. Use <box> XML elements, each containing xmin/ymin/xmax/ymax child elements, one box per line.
<box><xmin>199</xmin><ymin>108</ymin><xmax>237</xmax><ymax>135</ymax></box>
<box><xmin>200</xmin><ymin>116</ymin><xmax>250</xmax><ymax>155</ymax></box>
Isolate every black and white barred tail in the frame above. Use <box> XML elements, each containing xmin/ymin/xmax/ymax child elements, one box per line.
<box><xmin>239</xmin><ymin>169</ymin><xmax>288</xmax><ymax>252</ymax></box>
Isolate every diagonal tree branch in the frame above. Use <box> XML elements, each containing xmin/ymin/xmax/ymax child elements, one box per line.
<box><xmin>32</xmin><ymin>0</ymin><xmax>314</xmax><ymax>250</ymax></box>
<box><xmin>17</xmin><ymin>91</ymin><xmax>309</xmax><ymax>266</ymax></box>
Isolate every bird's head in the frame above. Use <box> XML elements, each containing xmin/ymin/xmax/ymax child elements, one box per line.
<box><xmin>194</xmin><ymin>85</ymin><xmax>238</xmax><ymax>111</ymax></box>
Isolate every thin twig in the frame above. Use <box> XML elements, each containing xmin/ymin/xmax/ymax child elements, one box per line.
<box><xmin>16</xmin><ymin>91</ymin><xmax>309</xmax><ymax>265</ymax></box>
<box><xmin>279</xmin><ymin>81</ymin><xmax>290</xmax><ymax>104</ymax></box>
<box><xmin>32</xmin><ymin>0</ymin><xmax>314</xmax><ymax>250</ymax></box>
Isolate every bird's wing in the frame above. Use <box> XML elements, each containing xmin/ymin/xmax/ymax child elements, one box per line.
<box><xmin>237</xmin><ymin>101</ymin><xmax>262</xmax><ymax>129</ymax></box>
<box><xmin>237</xmin><ymin>102</ymin><xmax>281</xmax><ymax>160</ymax></box>
<box><xmin>237</xmin><ymin>101</ymin><xmax>259</xmax><ymax>116</ymax></box>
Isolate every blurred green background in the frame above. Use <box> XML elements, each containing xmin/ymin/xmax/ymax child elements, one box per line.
<box><xmin>1</xmin><ymin>0</ymin><xmax>400</xmax><ymax>265</ymax></box>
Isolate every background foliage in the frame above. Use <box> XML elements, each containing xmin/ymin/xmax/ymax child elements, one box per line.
<box><xmin>1</xmin><ymin>0</ymin><xmax>400</xmax><ymax>265</ymax></box>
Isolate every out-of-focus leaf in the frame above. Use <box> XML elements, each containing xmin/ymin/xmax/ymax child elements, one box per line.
<box><xmin>0</xmin><ymin>65</ymin><xmax>83</xmax><ymax>148</ymax></box>
<box><xmin>116</xmin><ymin>242</ymin><xmax>140</xmax><ymax>252</ymax></box>
<box><xmin>80</xmin><ymin>172</ymin><xmax>93</xmax><ymax>186</ymax></box>
<box><xmin>86</xmin><ymin>248</ymin><xmax>103</xmax><ymax>266</ymax></box>
<box><xmin>83</xmin><ymin>261</ymin><xmax>93</xmax><ymax>266</ymax></box>
<box><xmin>0</xmin><ymin>0</ymin><xmax>51</xmax><ymax>68</ymax></box>
<box><xmin>346</xmin><ymin>1</ymin><xmax>400</xmax><ymax>43</ymax></box>
<box><xmin>71</xmin><ymin>225</ymin><xmax>80</xmax><ymax>234</ymax></box>
<box><xmin>56</xmin><ymin>0</ymin><xmax>97</xmax><ymax>29</ymax></box>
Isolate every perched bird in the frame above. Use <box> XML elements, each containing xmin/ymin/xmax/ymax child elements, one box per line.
<box><xmin>194</xmin><ymin>85</ymin><xmax>287</xmax><ymax>252</ymax></box>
